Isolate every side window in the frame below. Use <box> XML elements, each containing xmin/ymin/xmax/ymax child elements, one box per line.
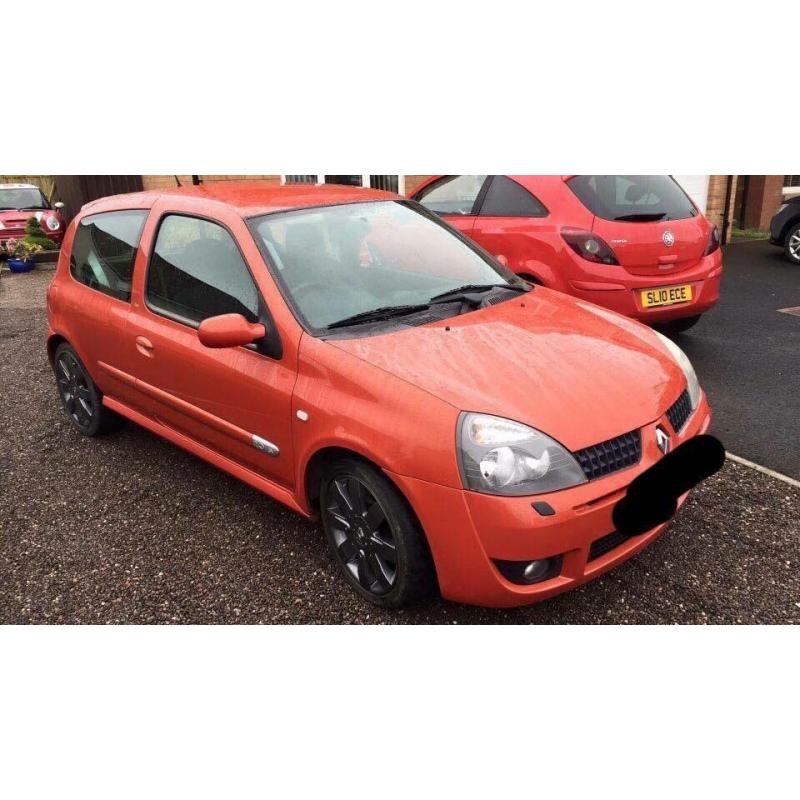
<box><xmin>479</xmin><ymin>176</ymin><xmax>548</xmax><ymax>217</ymax></box>
<box><xmin>70</xmin><ymin>210</ymin><xmax>147</xmax><ymax>302</ymax></box>
<box><xmin>415</xmin><ymin>175</ymin><xmax>487</xmax><ymax>215</ymax></box>
<box><xmin>146</xmin><ymin>215</ymin><xmax>260</xmax><ymax>325</ymax></box>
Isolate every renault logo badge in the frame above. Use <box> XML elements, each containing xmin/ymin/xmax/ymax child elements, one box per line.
<box><xmin>663</xmin><ymin>230</ymin><xmax>675</xmax><ymax>247</ymax></box>
<box><xmin>656</xmin><ymin>426</ymin><xmax>670</xmax><ymax>455</ymax></box>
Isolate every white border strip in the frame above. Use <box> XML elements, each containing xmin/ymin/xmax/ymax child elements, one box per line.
<box><xmin>726</xmin><ymin>452</ymin><xmax>800</xmax><ymax>489</ymax></box>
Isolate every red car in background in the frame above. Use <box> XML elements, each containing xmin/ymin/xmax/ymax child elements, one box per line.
<box><xmin>0</xmin><ymin>183</ymin><xmax>65</xmax><ymax>248</ymax></box>
<box><xmin>411</xmin><ymin>175</ymin><xmax>723</xmax><ymax>333</ymax></box>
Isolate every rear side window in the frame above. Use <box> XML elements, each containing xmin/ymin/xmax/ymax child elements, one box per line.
<box><xmin>70</xmin><ymin>210</ymin><xmax>147</xmax><ymax>302</ymax></box>
<box><xmin>568</xmin><ymin>175</ymin><xmax>697</xmax><ymax>222</ymax></box>
<box><xmin>146</xmin><ymin>215</ymin><xmax>260</xmax><ymax>325</ymax></box>
<box><xmin>415</xmin><ymin>175</ymin><xmax>487</xmax><ymax>215</ymax></box>
<box><xmin>479</xmin><ymin>176</ymin><xmax>547</xmax><ymax>217</ymax></box>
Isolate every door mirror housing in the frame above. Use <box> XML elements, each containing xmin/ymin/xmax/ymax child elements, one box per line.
<box><xmin>198</xmin><ymin>314</ymin><xmax>266</xmax><ymax>349</ymax></box>
<box><xmin>53</xmin><ymin>201</ymin><xmax>65</xmax><ymax>211</ymax></box>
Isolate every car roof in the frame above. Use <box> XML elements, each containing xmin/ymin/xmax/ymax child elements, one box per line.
<box><xmin>0</xmin><ymin>183</ymin><xmax>39</xmax><ymax>190</ymax></box>
<box><xmin>82</xmin><ymin>181</ymin><xmax>400</xmax><ymax>218</ymax></box>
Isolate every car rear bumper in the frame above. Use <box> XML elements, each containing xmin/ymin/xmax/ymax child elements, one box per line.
<box><xmin>389</xmin><ymin>394</ymin><xmax>712</xmax><ymax>608</ymax></box>
<box><xmin>564</xmin><ymin>251</ymin><xmax>723</xmax><ymax>323</ymax></box>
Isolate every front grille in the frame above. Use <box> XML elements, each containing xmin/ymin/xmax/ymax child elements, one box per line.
<box><xmin>588</xmin><ymin>530</ymin><xmax>632</xmax><ymax>561</ymax></box>
<box><xmin>667</xmin><ymin>389</ymin><xmax>692</xmax><ymax>432</ymax></box>
<box><xmin>574</xmin><ymin>429</ymin><xmax>642</xmax><ymax>481</ymax></box>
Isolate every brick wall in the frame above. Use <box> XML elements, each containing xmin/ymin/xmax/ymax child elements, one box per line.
<box><xmin>141</xmin><ymin>175</ymin><xmax>282</xmax><ymax>190</ymax></box>
<box><xmin>404</xmin><ymin>175</ymin><xmax>434</xmax><ymax>196</ymax></box>
<box><xmin>705</xmin><ymin>175</ymin><xmax>737</xmax><ymax>243</ymax></box>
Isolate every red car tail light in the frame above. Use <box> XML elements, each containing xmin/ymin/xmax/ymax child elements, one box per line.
<box><xmin>703</xmin><ymin>225</ymin><xmax>721</xmax><ymax>256</ymax></box>
<box><xmin>560</xmin><ymin>227</ymin><xmax>619</xmax><ymax>265</ymax></box>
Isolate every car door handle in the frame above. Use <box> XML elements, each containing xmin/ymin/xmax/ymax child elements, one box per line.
<box><xmin>135</xmin><ymin>336</ymin><xmax>155</xmax><ymax>357</ymax></box>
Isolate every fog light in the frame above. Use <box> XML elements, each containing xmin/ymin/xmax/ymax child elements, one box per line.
<box><xmin>494</xmin><ymin>555</ymin><xmax>563</xmax><ymax>586</ymax></box>
<box><xmin>523</xmin><ymin>560</ymin><xmax>551</xmax><ymax>582</ymax></box>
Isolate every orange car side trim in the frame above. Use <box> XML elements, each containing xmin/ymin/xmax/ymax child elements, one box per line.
<box><xmin>102</xmin><ymin>395</ymin><xmax>309</xmax><ymax>518</ymax></box>
<box><xmin>98</xmin><ymin>360</ymin><xmax>253</xmax><ymax>448</ymax></box>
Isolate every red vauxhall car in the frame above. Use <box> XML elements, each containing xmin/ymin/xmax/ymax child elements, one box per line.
<box><xmin>0</xmin><ymin>183</ymin><xmax>66</xmax><ymax>248</ymax></box>
<box><xmin>411</xmin><ymin>175</ymin><xmax>723</xmax><ymax>333</ymax></box>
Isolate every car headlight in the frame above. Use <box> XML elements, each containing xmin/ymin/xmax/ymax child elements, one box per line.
<box><xmin>45</xmin><ymin>215</ymin><xmax>60</xmax><ymax>231</ymax></box>
<box><xmin>457</xmin><ymin>412</ymin><xmax>587</xmax><ymax>496</ymax></box>
<box><xmin>653</xmin><ymin>331</ymin><xmax>701</xmax><ymax>410</ymax></box>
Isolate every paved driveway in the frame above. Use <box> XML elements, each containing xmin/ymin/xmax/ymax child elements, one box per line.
<box><xmin>1</xmin><ymin>269</ymin><xmax>798</xmax><ymax>624</ymax></box>
<box><xmin>676</xmin><ymin>240</ymin><xmax>799</xmax><ymax>479</ymax></box>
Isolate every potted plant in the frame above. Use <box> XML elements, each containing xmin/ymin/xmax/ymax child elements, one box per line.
<box><xmin>7</xmin><ymin>239</ymin><xmax>44</xmax><ymax>272</ymax></box>
<box><xmin>4</xmin><ymin>218</ymin><xmax>58</xmax><ymax>273</ymax></box>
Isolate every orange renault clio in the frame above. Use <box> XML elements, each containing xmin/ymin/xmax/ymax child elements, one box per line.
<box><xmin>47</xmin><ymin>183</ymin><xmax>724</xmax><ymax>608</ymax></box>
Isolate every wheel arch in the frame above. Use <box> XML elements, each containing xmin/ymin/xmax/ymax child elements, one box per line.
<box><xmin>304</xmin><ymin>445</ymin><xmax>393</xmax><ymax>514</ymax></box>
<box><xmin>46</xmin><ymin>333</ymin><xmax>69</xmax><ymax>366</ymax></box>
<box><xmin>780</xmin><ymin>215</ymin><xmax>800</xmax><ymax>245</ymax></box>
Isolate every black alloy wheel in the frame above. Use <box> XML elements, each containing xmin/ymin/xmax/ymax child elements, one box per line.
<box><xmin>56</xmin><ymin>349</ymin><xmax>96</xmax><ymax>431</ymax></box>
<box><xmin>326</xmin><ymin>475</ymin><xmax>398</xmax><ymax>596</ymax></box>
<box><xmin>53</xmin><ymin>343</ymin><xmax>122</xmax><ymax>436</ymax></box>
<box><xmin>320</xmin><ymin>457</ymin><xmax>436</xmax><ymax>608</ymax></box>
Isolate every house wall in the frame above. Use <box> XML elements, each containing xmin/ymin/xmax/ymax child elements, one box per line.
<box><xmin>741</xmin><ymin>175</ymin><xmax>785</xmax><ymax>231</ymax></box>
<box><xmin>141</xmin><ymin>175</ymin><xmax>282</xmax><ymax>190</ymax></box>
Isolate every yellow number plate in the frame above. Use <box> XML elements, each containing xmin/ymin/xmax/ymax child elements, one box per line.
<box><xmin>641</xmin><ymin>284</ymin><xmax>693</xmax><ymax>308</ymax></box>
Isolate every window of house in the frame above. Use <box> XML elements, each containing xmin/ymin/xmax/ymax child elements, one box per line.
<box><xmin>414</xmin><ymin>175</ymin><xmax>488</xmax><ymax>215</ymax></box>
<box><xmin>70</xmin><ymin>210</ymin><xmax>148</xmax><ymax>302</ymax></box>
<box><xmin>785</xmin><ymin>176</ymin><xmax>800</xmax><ymax>188</ymax></box>
<box><xmin>479</xmin><ymin>176</ymin><xmax>547</xmax><ymax>217</ymax></box>
<box><xmin>146</xmin><ymin>215</ymin><xmax>260</xmax><ymax>325</ymax></box>
<box><xmin>282</xmin><ymin>175</ymin><xmax>404</xmax><ymax>194</ymax></box>
<box><xmin>284</xmin><ymin>175</ymin><xmax>317</xmax><ymax>184</ymax></box>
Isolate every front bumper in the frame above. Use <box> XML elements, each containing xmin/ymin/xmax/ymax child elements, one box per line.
<box><xmin>565</xmin><ymin>251</ymin><xmax>723</xmax><ymax>323</ymax></box>
<box><xmin>0</xmin><ymin>227</ymin><xmax>63</xmax><ymax>246</ymax></box>
<box><xmin>389</xmin><ymin>394</ymin><xmax>712</xmax><ymax>608</ymax></box>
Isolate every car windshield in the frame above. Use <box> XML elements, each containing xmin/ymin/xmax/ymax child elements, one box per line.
<box><xmin>568</xmin><ymin>175</ymin><xmax>697</xmax><ymax>221</ymax></box>
<box><xmin>0</xmin><ymin>187</ymin><xmax>49</xmax><ymax>210</ymax></box>
<box><xmin>251</xmin><ymin>200</ymin><xmax>517</xmax><ymax>330</ymax></box>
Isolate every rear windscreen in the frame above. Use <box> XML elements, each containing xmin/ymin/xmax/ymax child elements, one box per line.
<box><xmin>568</xmin><ymin>176</ymin><xmax>697</xmax><ymax>222</ymax></box>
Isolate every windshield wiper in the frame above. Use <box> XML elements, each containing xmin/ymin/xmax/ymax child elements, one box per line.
<box><xmin>326</xmin><ymin>304</ymin><xmax>431</xmax><ymax>330</ymax></box>
<box><xmin>613</xmin><ymin>212</ymin><xmax>667</xmax><ymax>221</ymax></box>
<box><xmin>429</xmin><ymin>282</ymin><xmax>529</xmax><ymax>305</ymax></box>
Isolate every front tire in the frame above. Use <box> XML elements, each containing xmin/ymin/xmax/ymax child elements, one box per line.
<box><xmin>320</xmin><ymin>457</ymin><xmax>437</xmax><ymax>608</ymax></box>
<box><xmin>53</xmin><ymin>343</ymin><xmax>123</xmax><ymax>436</ymax></box>
<box><xmin>784</xmin><ymin>223</ymin><xmax>800</xmax><ymax>264</ymax></box>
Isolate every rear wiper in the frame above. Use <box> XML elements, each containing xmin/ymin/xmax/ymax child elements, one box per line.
<box><xmin>613</xmin><ymin>212</ymin><xmax>667</xmax><ymax>221</ymax></box>
<box><xmin>429</xmin><ymin>282</ymin><xmax>529</xmax><ymax>305</ymax></box>
<box><xmin>326</xmin><ymin>304</ymin><xmax>431</xmax><ymax>330</ymax></box>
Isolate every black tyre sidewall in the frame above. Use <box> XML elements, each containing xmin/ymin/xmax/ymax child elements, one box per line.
<box><xmin>320</xmin><ymin>457</ymin><xmax>434</xmax><ymax>608</ymax></box>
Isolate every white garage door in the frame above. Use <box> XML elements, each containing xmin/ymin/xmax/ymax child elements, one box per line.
<box><xmin>673</xmin><ymin>175</ymin><xmax>709</xmax><ymax>213</ymax></box>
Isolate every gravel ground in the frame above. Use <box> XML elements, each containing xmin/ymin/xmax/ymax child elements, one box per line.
<box><xmin>2</xmin><ymin>270</ymin><xmax>799</xmax><ymax>624</ymax></box>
